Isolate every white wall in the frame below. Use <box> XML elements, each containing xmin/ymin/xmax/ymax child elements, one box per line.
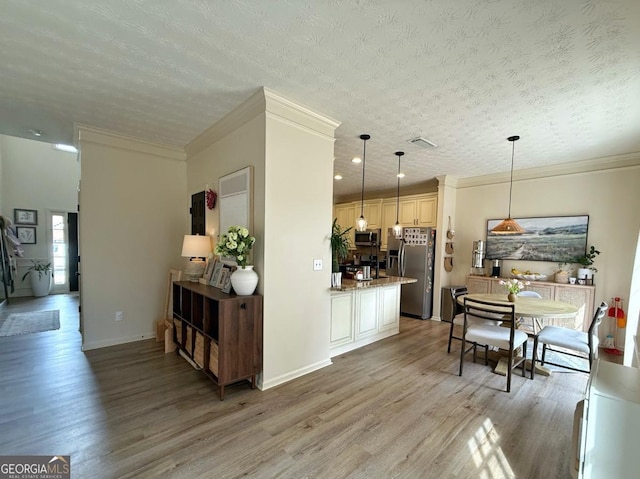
<box><xmin>186</xmin><ymin>88</ymin><xmax>339</xmax><ymax>389</ymax></box>
<box><xmin>0</xmin><ymin>135</ymin><xmax>80</xmax><ymax>296</ymax></box>
<box><xmin>449</xmin><ymin>159</ymin><xmax>640</xmax><ymax>347</ymax></box>
<box><xmin>77</xmin><ymin>127</ymin><xmax>187</xmax><ymax>350</ymax></box>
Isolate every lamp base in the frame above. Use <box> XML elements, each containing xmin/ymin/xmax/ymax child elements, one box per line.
<box><xmin>184</xmin><ymin>259</ymin><xmax>206</xmax><ymax>282</ymax></box>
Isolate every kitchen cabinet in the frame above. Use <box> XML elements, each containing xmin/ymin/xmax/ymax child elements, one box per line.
<box><xmin>330</xmin><ymin>283</ymin><xmax>400</xmax><ymax>357</ymax></box>
<box><xmin>398</xmin><ymin>194</ymin><xmax>437</xmax><ymax>227</ymax></box>
<box><xmin>380</xmin><ymin>200</ymin><xmax>399</xmax><ymax>251</ymax></box>
<box><xmin>333</xmin><ymin>202</ymin><xmax>356</xmax><ymax>248</ymax></box>
<box><xmin>362</xmin><ymin>199</ymin><xmax>382</xmax><ymax>230</ymax></box>
<box><xmin>466</xmin><ymin>276</ymin><xmax>595</xmax><ymax>331</ymax></box>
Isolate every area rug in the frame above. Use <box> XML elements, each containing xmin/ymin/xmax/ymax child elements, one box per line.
<box><xmin>0</xmin><ymin>310</ymin><xmax>60</xmax><ymax>337</ymax></box>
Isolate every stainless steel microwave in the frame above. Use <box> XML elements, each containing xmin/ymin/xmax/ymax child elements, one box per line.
<box><xmin>355</xmin><ymin>229</ymin><xmax>381</xmax><ymax>246</ymax></box>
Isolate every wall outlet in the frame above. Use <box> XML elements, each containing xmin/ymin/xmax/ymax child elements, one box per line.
<box><xmin>115</xmin><ymin>311</ymin><xmax>124</xmax><ymax>321</ymax></box>
<box><xmin>313</xmin><ymin>259</ymin><xmax>323</xmax><ymax>271</ymax></box>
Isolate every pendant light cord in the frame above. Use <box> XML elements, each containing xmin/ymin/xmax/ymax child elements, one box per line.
<box><xmin>360</xmin><ymin>138</ymin><xmax>366</xmax><ymax>217</ymax></box>
<box><xmin>508</xmin><ymin>139</ymin><xmax>515</xmax><ymax>218</ymax></box>
<box><xmin>395</xmin><ymin>153</ymin><xmax>401</xmax><ymax>222</ymax></box>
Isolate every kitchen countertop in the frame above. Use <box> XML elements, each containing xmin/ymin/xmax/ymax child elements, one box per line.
<box><xmin>331</xmin><ymin>275</ymin><xmax>417</xmax><ymax>292</ymax></box>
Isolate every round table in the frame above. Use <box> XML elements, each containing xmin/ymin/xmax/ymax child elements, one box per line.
<box><xmin>457</xmin><ymin>293</ymin><xmax>579</xmax><ymax>318</ymax></box>
<box><xmin>456</xmin><ymin>293</ymin><xmax>579</xmax><ymax>376</ymax></box>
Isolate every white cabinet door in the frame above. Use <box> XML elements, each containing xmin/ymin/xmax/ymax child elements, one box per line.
<box><xmin>330</xmin><ymin>292</ymin><xmax>355</xmax><ymax>348</ymax></box>
<box><xmin>379</xmin><ymin>285</ymin><xmax>400</xmax><ymax>332</ymax></box>
<box><xmin>356</xmin><ymin>288</ymin><xmax>379</xmax><ymax>338</ymax></box>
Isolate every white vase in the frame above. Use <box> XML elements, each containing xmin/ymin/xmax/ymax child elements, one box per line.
<box><xmin>577</xmin><ymin>267</ymin><xmax>593</xmax><ymax>280</ymax></box>
<box><xmin>230</xmin><ymin>265</ymin><xmax>258</xmax><ymax>295</ymax></box>
<box><xmin>30</xmin><ymin>271</ymin><xmax>52</xmax><ymax>297</ymax></box>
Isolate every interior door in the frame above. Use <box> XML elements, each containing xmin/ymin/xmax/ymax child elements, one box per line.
<box><xmin>68</xmin><ymin>212</ymin><xmax>79</xmax><ymax>292</ymax></box>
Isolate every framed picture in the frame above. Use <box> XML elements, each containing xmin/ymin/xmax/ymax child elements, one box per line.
<box><xmin>14</xmin><ymin>209</ymin><xmax>38</xmax><ymax>225</ymax></box>
<box><xmin>486</xmin><ymin>215</ymin><xmax>589</xmax><ymax>262</ymax></box>
<box><xmin>217</xmin><ymin>266</ymin><xmax>233</xmax><ymax>294</ymax></box>
<box><xmin>214</xmin><ymin>265</ymin><xmax>231</xmax><ymax>289</ymax></box>
<box><xmin>16</xmin><ymin>226</ymin><xmax>36</xmax><ymax>244</ymax></box>
<box><xmin>203</xmin><ymin>259</ymin><xmax>216</xmax><ymax>281</ymax></box>
<box><xmin>210</xmin><ymin>261</ymin><xmax>223</xmax><ymax>287</ymax></box>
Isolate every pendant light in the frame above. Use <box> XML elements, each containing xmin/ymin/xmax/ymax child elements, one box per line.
<box><xmin>392</xmin><ymin>151</ymin><xmax>404</xmax><ymax>239</ymax></box>
<box><xmin>355</xmin><ymin>134</ymin><xmax>370</xmax><ymax>232</ymax></box>
<box><xmin>491</xmin><ymin>135</ymin><xmax>525</xmax><ymax>234</ymax></box>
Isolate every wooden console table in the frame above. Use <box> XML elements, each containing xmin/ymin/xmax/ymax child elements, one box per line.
<box><xmin>172</xmin><ymin>281</ymin><xmax>263</xmax><ymax>400</ymax></box>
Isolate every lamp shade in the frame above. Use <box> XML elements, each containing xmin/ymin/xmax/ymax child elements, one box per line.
<box><xmin>181</xmin><ymin>235</ymin><xmax>211</xmax><ymax>258</ymax></box>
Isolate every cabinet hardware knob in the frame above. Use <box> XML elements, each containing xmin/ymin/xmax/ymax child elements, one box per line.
<box><xmin>240</xmin><ymin>303</ymin><xmax>247</xmax><ymax>309</ymax></box>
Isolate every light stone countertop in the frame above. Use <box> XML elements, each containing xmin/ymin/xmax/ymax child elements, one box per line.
<box><xmin>331</xmin><ymin>276</ymin><xmax>417</xmax><ymax>292</ymax></box>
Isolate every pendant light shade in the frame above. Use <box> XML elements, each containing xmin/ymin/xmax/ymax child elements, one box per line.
<box><xmin>491</xmin><ymin>136</ymin><xmax>525</xmax><ymax>235</ymax></box>
<box><xmin>356</xmin><ymin>134</ymin><xmax>370</xmax><ymax>232</ymax></box>
<box><xmin>392</xmin><ymin>151</ymin><xmax>404</xmax><ymax>239</ymax></box>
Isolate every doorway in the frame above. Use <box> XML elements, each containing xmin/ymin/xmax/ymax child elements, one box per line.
<box><xmin>48</xmin><ymin>210</ymin><xmax>79</xmax><ymax>294</ymax></box>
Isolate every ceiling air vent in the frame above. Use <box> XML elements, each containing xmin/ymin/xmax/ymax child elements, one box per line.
<box><xmin>408</xmin><ymin>136</ymin><xmax>438</xmax><ymax>149</ymax></box>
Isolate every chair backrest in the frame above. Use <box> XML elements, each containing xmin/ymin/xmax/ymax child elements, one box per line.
<box><xmin>518</xmin><ymin>290</ymin><xmax>542</xmax><ymax>298</ymax></box>
<box><xmin>450</xmin><ymin>287</ymin><xmax>468</xmax><ymax>319</ymax></box>
<box><xmin>588</xmin><ymin>302</ymin><xmax>608</xmax><ymax>350</ymax></box>
<box><xmin>463</xmin><ymin>297</ymin><xmax>515</xmax><ymax>329</ymax></box>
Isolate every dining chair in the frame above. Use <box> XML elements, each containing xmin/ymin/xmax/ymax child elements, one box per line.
<box><xmin>517</xmin><ymin>290</ymin><xmax>543</xmax><ymax>338</ymax></box>
<box><xmin>532</xmin><ymin>301</ymin><xmax>608</xmax><ymax>378</ymax></box>
<box><xmin>459</xmin><ymin>297</ymin><xmax>529</xmax><ymax>392</ymax></box>
<box><xmin>447</xmin><ymin>288</ymin><xmax>504</xmax><ymax>353</ymax></box>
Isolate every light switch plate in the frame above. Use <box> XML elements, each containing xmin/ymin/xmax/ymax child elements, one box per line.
<box><xmin>313</xmin><ymin>259</ymin><xmax>323</xmax><ymax>271</ymax></box>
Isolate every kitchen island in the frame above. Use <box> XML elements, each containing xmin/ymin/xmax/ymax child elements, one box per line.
<box><xmin>330</xmin><ymin>276</ymin><xmax>417</xmax><ymax>356</ymax></box>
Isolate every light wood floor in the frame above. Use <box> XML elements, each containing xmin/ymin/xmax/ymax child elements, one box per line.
<box><xmin>0</xmin><ymin>294</ymin><xmax>616</xmax><ymax>478</ymax></box>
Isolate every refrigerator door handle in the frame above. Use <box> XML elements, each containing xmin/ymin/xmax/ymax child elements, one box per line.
<box><xmin>400</xmin><ymin>243</ymin><xmax>406</xmax><ymax>277</ymax></box>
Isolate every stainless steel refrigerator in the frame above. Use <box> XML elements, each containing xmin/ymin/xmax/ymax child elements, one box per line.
<box><xmin>386</xmin><ymin>227</ymin><xmax>436</xmax><ymax>319</ymax></box>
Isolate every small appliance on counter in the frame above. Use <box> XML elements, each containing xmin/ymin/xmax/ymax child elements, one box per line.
<box><xmin>491</xmin><ymin>259</ymin><xmax>502</xmax><ymax>277</ymax></box>
<box><xmin>471</xmin><ymin>240</ymin><xmax>485</xmax><ymax>275</ymax></box>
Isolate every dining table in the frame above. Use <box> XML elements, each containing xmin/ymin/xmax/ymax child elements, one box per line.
<box><xmin>456</xmin><ymin>293</ymin><xmax>580</xmax><ymax>376</ymax></box>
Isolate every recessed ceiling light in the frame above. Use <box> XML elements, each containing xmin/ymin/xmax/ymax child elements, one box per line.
<box><xmin>27</xmin><ymin>129</ymin><xmax>44</xmax><ymax>137</ymax></box>
<box><xmin>397</xmin><ymin>172</ymin><xmax>405</xmax><ymax>178</ymax></box>
<box><xmin>334</xmin><ymin>174</ymin><xmax>343</xmax><ymax>180</ymax></box>
<box><xmin>352</xmin><ymin>157</ymin><xmax>361</xmax><ymax>164</ymax></box>
<box><xmin>54</xmin><ymin>144</ymin><xmax>78</xmax><ymax>153</ymax></box>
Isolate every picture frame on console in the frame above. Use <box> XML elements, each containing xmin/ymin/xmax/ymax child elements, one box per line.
<box><xmin>486</xmin><ymin>215</ymin><xmax>589</xmax><ymax>262</ymax></box>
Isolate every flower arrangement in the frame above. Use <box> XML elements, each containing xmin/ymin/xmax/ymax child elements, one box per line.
<box><xmin>499</xmin><ymin>278</ymin><xmax>530</xmax><ymax>294</ymax></box>
<box><xmin>214</xmin><ymin>226</ymin><xmax>255</xmax><ymax>267</ymax></box>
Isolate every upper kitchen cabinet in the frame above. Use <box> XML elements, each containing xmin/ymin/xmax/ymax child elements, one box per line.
<box><xmin>363</xmin><ymin>199</ymin><xmax>382</xmax><ymax>230</ymax></box>
<box><xmin>398</xmin><ymin>194</ymin><xmax>437</xmax><ymax>227</ymax></box>
<box><xmin>333</xmin><ymin>202</ymin><xmax>356</xmax><ymax>248</ymax></box>
<box><xmin>380</xmin><ymin>200</ymin><xmax>399</xmax><ymax>251</ymax></box>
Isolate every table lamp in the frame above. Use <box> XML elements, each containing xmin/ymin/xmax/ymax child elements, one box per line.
<box><xmin>181</xmin><ymin>234</ymin><xmax>211</xmax><ymax>281</ymax></box>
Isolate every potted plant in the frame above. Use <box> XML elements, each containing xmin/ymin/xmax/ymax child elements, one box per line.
<box><xmin>21</xmin><ymin>260</ymin><xmax>53</xmax><ymax>297</ymax></box>
<box><xmin>214</xmin><ymin>226</ymin><xmax>257</xmax><ymax>295</ymax></box>
<box><xmin>330</xmin><ymin>219</ymin><xmax>352</xmax><ymax>286</ymax></box>
<box><xmin>575</xmin><ymin>245</ymin><xmax>600</xmax><ymax>283</ymax></box>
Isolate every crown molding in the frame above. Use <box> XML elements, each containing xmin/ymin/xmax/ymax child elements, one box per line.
<box><xmin>74</xmin><ymin>124</ymin><xmax>186</xmax><ymax>161</ymax></box>
<box><xmin>436</xmin><ymin>175</ymin><xmax>459</xmax><ymax>188</ymax></box>
<box><xmin>457</xmin><ymin>151</ymin><xmax>640</xmax><ymax>188</ymax></box>
<box><xmin>186</xmin><ymin>87</ymin><xmax>340</xmax><ymax>157</ymax></box>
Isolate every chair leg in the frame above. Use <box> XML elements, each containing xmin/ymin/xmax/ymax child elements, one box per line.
<box><xmin>459</xmin><ymin>336</ymin><xmax>465</xmax><ymax>376</ymax></box>
<box><xmin>484</xmin><ymin>345</ymin><xmax>488</xmax><ymax>365</ymax></box>
<box><xmin>447</xmin><ymin>321</ymin><xmax>455</xmax><ymax>353</ymax></box>
<box><xmin>532</xmin><ymin>335</ymin><xmax>538</xmax><ymax>380</ymax></box>
<box><xmin>521</xmin><ymin>341</ymin><xmax>527</xmax><ymax>377</ymax></box>
<box><xmin>541</xmin><ymin>343</ymin><xmax>547</xmax><ymax>365</ymax></box>
<box><xmin>506</xmin><ymin>350</ymin><xmax>513</xmax><ymax>393</ymax></box>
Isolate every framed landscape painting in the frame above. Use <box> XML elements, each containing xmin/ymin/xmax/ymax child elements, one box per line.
<box><xmin>486</xmin><ymin>215</ymin><xmax>589</xmax><ymax>262</ymax></box>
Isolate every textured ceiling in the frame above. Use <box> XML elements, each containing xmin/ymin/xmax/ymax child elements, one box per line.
<box><xmin>1</xmin><ymin>0</ymin><xmax>639</xmax><ymax>201</ymax></box>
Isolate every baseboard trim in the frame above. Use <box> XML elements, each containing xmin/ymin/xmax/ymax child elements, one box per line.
<box><xmin>82</xmin><ymin>332</ymin><xmax>155</xmax><ymax>351</ymax></box>
<box><xmin>261</xmin><ymin>358</ymin><xmax>333</xmax><ymax>390</ymax></box>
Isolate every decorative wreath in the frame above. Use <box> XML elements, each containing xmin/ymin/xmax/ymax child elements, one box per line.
<box><xmin>206</xmin><ymin>189</ymin><xmax>217</xmax><ymax>209</ymax></box>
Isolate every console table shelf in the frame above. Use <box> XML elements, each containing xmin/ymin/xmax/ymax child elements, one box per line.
<box><xmin>172</xmin><ymin>281</ymin><xmax>263</xmax><ymax>400</ymax></box>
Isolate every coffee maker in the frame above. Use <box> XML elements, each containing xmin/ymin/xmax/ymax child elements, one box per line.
<box><xmin>491</xmin><ymin>259</ymin><xmax>502</xmax><ymax>278</ymax></box>
<box><xmin>471</xmin><ymin>240</ymin><xmax>485</xmax><ymax>275</ymax></box>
